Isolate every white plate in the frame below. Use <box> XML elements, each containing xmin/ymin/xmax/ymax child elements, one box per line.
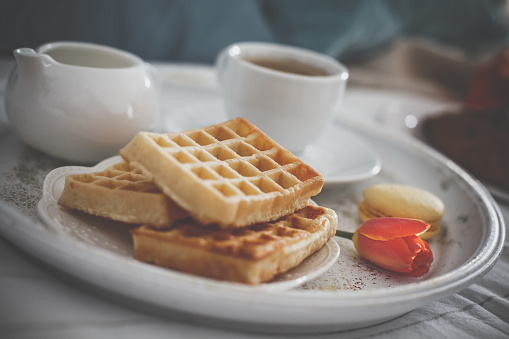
<box><xmin>35</xmin><ymin>155</ymin><xmax>339</xmax><ymax>292</ymax></box>
<box><xmin>161</xmin><ymin>99</ymin><xmax>382</xmax><ymax>185</ymax></box>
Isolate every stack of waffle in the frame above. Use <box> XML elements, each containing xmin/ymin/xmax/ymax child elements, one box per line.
<box><xmin>58</xmin><ymin>118</ymin><xmax>337</xmax><ymax>284</ymax></box>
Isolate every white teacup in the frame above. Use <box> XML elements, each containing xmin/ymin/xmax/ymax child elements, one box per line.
<box><xmin>216</xmin><ymin>42</ymin><xmax>348</xmax><ymax>153</ymax></box>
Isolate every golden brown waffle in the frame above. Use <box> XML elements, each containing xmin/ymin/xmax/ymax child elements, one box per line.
<box><xmin>120</xmin><ymin>118</ymin><xmax>324</xmax><ymax>228</ymax></box>
<box><xmin>131</xmin><ymin>204</ymin><xmax>338</xmax><ymax>284</ymax></box>
<box><xmin>58</xmin><ymin>161</ymin><xmax>188</xmax><ymax>228</ymax></box>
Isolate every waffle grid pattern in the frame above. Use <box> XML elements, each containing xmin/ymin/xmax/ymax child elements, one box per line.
<box><xmin>120</xmin><ymin>118</ymin><xmax>324</xmax><ymax>227</ymax></box>
<box><xmin>131</xmin><ymin>205</ymin><xmax>337</xmax><ymax>284</ymax></box>
<box><xmin>148</xmin><ymin>119</ymin><xmax>318</xmax><ymax>200</ymax></box>
<box><xmin>70</xmin><ymin>162</ymin><xmax>160</xmax><ymax>193</ymax></box>
<box><xmin>59</xmin><ymin>161</ymin><xmax>189</xmax><ymax>228</ymax></box>
<box><xmin>150</xmin><ymin>205</ymin><xmax>328</xmax><ymax>259</ymax></box>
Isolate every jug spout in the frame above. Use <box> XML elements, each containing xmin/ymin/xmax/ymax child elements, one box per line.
<box><xmin>13</xmin><ymin>48</ymin><xmax>53</xmax><ymax>78</ymax></box>
<box><xmin>14</xmin><ymin>47</ymin><xmax>38</xmax><ymax>57</ymax></box>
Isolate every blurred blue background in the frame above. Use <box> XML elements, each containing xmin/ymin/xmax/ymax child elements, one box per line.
<box><xmin>1</xmin><ymin>0</ymin><xmax>508</xmax><ymax>64</ymax></box>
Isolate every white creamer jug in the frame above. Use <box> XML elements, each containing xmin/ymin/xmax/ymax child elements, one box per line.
<box><xmin>5</xmin><ymin>41</ymin><xmax>159</xmax><ymax>163</ymax></box>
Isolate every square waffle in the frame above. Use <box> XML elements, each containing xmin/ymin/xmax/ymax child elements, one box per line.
<box><xmin>131</xmin><ymin>204</ymin><xmax>338</xmax><ymax>284</ymax></box>
<box><xmin>120</xmin><ymin>118</ymin><xmax>324</xmax><ymax>228</ymax></box>
<box><xmin>58</xmin><ymin>161</ymin><xmax>188</xmax><ymax>228</ymax></box>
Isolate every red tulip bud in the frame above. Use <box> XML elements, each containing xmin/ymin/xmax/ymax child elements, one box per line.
<box><xmin>352</xmin><ymin>217</ymin><xmax>433</xmax><ymax>277</ymax></box>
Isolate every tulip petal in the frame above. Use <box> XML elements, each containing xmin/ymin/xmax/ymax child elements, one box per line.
<box><xmin>353</xmin><ymin>232</ymin><xmax>434</xmax><ymax>276</ymax></box>
<box><xmin>402</xmin><ymin>235</ymin><xmax>425</xmax><ymax>256</ymax></box>
<box><xmin>353</xmin><ymin>233</ymin><xmax>415</xmax><ymax>273</ymax></box>
<box><xmin>403</xmin><ymin>240</ymin><xmax>433</xmax><ymax>277</ymax></box>
<box><xmin>358</xmin><ymin>217</ymin><xmax>430</xmax><ymax>241</ymax></box>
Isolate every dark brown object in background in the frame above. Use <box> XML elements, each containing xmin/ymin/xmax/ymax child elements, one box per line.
<box><xmin>466</xmin><ymin>49</ymin><xmax>509</xmax><ymax>110</ymax></box>
<box><xmin>422</xmin><ymin>108</ymin><xmax>509</xmax><ymax>191</ymax></box>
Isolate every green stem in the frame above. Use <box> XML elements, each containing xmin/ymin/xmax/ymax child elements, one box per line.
<box><xmin>335</xmin><ymin>230</ymin><xmax>354</xmax><ymax>240</ymax></box>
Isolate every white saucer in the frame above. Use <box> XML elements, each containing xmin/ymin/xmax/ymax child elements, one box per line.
<box><xmin>162</xmin><ymin>101</ymin><xmax>381</xmax><ymax>185</ymax></box>
<box><xmin>299</xmin><ymin>122</ymin><xmax>382</xmax><ymax>184</ymax></box>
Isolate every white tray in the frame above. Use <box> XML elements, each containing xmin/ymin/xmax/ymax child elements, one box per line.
<box><xmin>0</xmin><ymin>114</ymin><xmax>504</xmax><ymax>333</ymax></box>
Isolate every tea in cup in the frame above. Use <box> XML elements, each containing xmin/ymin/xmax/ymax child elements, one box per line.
<box><xmin>216</xmin><ymin>42</ymin><xmax>348</xmax><ymax>153</ymax></box>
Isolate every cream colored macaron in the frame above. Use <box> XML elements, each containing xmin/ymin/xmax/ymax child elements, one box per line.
<box><xmin>358</xmin><ymin>183</ymin><xmax>445</xmax><ymax>240</ymax></box>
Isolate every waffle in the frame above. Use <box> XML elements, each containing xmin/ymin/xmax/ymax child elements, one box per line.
<box><xmin>58</xmin><ymin>161</ymin><xmax>188</xmax><ymax>228</ymax></box>
<box><xmin>120</xmin><ymin>118</ymin><xmax>324</xmax><ymax>228</ymax></box>
<box><xmin>131</xmin><ymin>204</ymin><xmax>338</xmax><ymax>284</ymax></box>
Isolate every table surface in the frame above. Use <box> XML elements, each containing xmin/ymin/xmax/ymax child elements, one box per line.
<box><xmin>1</xmin><ymin>59</ymin><xmax>508</xmax><ymax>339</ymax></box>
